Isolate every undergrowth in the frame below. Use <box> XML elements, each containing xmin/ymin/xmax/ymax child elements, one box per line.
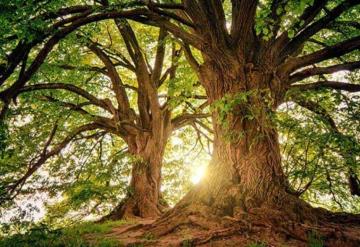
<box><xmin>0</xmin><ymin>220</ymin><xmax>128</xmax><ymax>247</ymax></box>
<box><xmin>246</xmin><ymin>241</ymin><xmax>267</xmax><ymax>247</ymax></box>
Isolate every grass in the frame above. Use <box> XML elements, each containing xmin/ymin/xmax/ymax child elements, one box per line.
<box><xmin>142</xmin><ymin>232</ymin><xmax>156</xmax><ymax>241</ymax></box>
<box><xmin>308</xmin><ymin>230</ymin><xmax>324</xmax><ymax>247</ymax></box>
<box><xmin>0</xmin><ymin>220</ymin><xmax>129</xmax><ymax>247</ymax></box>
<box><xmin>181</xmin><ymin>239</ymin><xmax>194</xmax><ymax>247</ymax></box>
<box><xmin>246</xmin><ymin>241</ymin><xmax>267</xmax><ymax>247</ymax></box>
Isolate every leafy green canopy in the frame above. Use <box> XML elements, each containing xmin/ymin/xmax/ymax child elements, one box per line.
<box><xmin>0</xmin><ymin>0</ymin><xmax>359</xmax><ymax>233</ymax></box>
<box><xmin>0</xmin><ymin>17</ymin><xmax>210</xmax><ymax>227</ymax></box>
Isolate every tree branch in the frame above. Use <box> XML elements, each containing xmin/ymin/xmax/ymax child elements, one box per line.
<box><xmin>38</xmin><ymin>95</ymin><xmax>94</xmax><ymax>117</ymax></box>
<box><xmin>286</xmin><ymin>35</ymin><xmax>360</xmax><ymax>72</ymax></box>
<box><xmin>172</xmin><ymin>113</ymin><xmax>211</xmax><ymax>130</ymax></box>
<box><xmin>280</xmin><ymin>0</ymin><xmax>358</xmax><ymax>58</ymax></box>
<box><xmin>0</xmin><ymin>7</ymin><xmax>162</xmax><ymax>103</ymax></box>
<box><xmin>291</xmin><ymin>81</ymin><xmax>360</xmax><ymax>93</ymax></box>
<box><xmin>152</xmin><ymin>28</ymin><xmax>168</xmax><ymax>85</ymax></box>
<box><xmin>0</xmin><ymin>122</ymin><xmax>101</xmax><ymax>203</ymax></box>
<box><xmin>87</xmin><ymin>41</ymin><xmax>131</xmax><ymax>114</ymax></box>
<box><xmin>291</xmin><ymin>94</ymin><xmax>360</xmax><ymax>197</ymax></box>
<box><xmin>18</xmin><ymin>83</ymin><xmax>114</xmax><ymax>112</ymax></box>
<box><xmin>289</xmin><ymin>61</ymin><xmax>360</xmax><ymax>83</ymax></box>
<box><xmin>231</xmin><ymin>0</ymin><xmax>258</xmax><ymax>45</ymax></box>
<box><xmin>182</xmin><ymin>43</ymin><xmax>200</xmax><ymax>75</ymax></box>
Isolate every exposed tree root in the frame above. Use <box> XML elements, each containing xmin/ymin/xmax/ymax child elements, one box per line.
<box><xmin>99</xmin><ymin>195</ymin><xmax>168</xmax><ymax>222</ymax></box>
<box><xmin>104</xmin><ymin>196</ymin><xmax>360</xmax><ymax>246</ymax></box>
<box><xmin>146</xmin><ymin>201</ymin><xmax>360</xmax><ymax>246</ymax></box>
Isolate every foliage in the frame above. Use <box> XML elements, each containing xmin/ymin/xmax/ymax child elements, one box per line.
<box><xmin>277</xmin><ymin>90</ymin><xmax>360</xmax><ymax>212</ymax></box>
<box><xmin>181</xmin><ymin>239</ymin><xmax>194</xmax><ymax>247</ymax></box>
<box><xmin>0</xmin><ymin>0</ymin><xmax>359</xmax><ymax>234</ymax></box>
<box><xmin>0</xmin><ymin>15</ymin><xmax>208</xmax><ymax>223</ymax></box>
<box><xmin>0</xmin><ymin>220</ymin><xmax>126</xmax><ymax>247</ymax></box>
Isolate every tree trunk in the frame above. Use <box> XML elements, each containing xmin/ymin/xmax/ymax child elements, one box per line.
<box><xmin>103</xmin><ymin>135</ymin><xmax>168</xmax><ymax>220</ymax></box>
<box><xmin>181</xmin><ymin>58</ymin><xmax>296</xmax><ymax>214</ymax></box>
<box><xmin>151</xmin><ymin>58</ymin><xmax>323</xmax><ymax>236</ymax></box>
<box><xmin>158</xmin><ymin>103</ymin><xmax>314</xmax><ymax>223</ymax></box>
<box><xmin>108</xmin><ymin>57</ymin><xmax>360</xmax><ymax>246</ymax></box>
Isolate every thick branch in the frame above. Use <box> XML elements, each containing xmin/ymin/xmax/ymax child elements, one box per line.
<box><xmin>115</xmin><ymin>19</ymin><xmax>155</xmax><ymax>129</ymax></box>
<box><xmin>329</xmin><ymin>21</ymin><xmax>360</xmax><ymax>30</ymax></box>
<box><xmin>198</xmin><ymin>0</ymin><xmax>229</xmax><ymax>46</ymax></box>
<box><xmin>18</xmin><ymin>83</ymin><xmax>113</xmax><ymax>112</ymax></box>
<box><xmin>172</xmin><ymin>113</ymin><xmax>211</xmax><ymax>130</ymax></box>
<box><xmin>231</xmin><ymin>0</ymin><xmax>258</xmax><ymax>45</ymax></box>
<box><xmin>182</xmin><ymin>43</ymin><xmax>200</xmax><ymax>75</ymax></box>
<box><xmin>152</xmin><ymin>28</ymin><xmax>168</xmax><ymax>84</ymax></box>
<box><xmin>292</xmin><ymin>0</ymin><xmax>328</xmax><ymax>33</ymax></box>
<box><xmin>281</xmin><ymin>0</ymin><xmax>358</xmax><ymax>58</ymax></box>
<box><xmin>137</xmin><ymin>13</ymin><xmax>202</xmax><ymax>49</ymax></box>
<box><xmin>289</xmin><ymin>61</ymin><xmax>360</xmax><ymax>83</ymax></box>
<box><xmin>291</xmin><ymin>81</ymin><xmax>360</xmax><ymax>93</ymax></box>
<box><xmin>286</xmin><ymin>35</ymin><xmax>360</xmax><ymax>72</ymax></box>
<box><xmin>88</xmin><ymin>42</ymin><xmax>131</xmax><ymax>114</ymax></box>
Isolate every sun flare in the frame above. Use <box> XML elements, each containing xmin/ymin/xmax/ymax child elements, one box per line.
<box><xmin>191</xmin><ymin>164</ymin><xmax>207</xmax><ymax>184</ymax></box>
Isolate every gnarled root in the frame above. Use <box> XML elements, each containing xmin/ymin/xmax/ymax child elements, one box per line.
<box><xmin>100</xmin><ymin>195</ymin><xmax>168</xmax><ymax>221</ymax></box>
<box><xmin>145</xmin><ymin>194</ymin><xmax>360</xmax><ymax>246</ymax></box>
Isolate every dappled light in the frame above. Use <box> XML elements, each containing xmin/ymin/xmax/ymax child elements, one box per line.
<box><xmin>0</xmin><ymin>0</ymin><xmax>360</xmax><ymax>246</ymax></box>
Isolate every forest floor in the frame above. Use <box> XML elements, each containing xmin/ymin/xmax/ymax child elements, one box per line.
<box><xmin>2</xmin><ymin>216</ymin><xmax>358</xmax><ymax>246</ymax></box>
<box><xmin>85</xmin><ymin>217</ymin><xmax>360</xmax><ymax>247</ymax></box>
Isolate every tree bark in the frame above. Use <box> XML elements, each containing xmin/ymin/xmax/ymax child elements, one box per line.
<box><xmin>103</xmin><ymin>135</ymin><xmax>169</xmax><ymax>220</ymax></box>
<box><xmin>151</xmin><ymin>57</ymin><xmax>323</xmax><ymax>237</ymax></box>
<box><xmin>188</xmin><ymin>58</ymin><xmax>292</xmax><ymax>213</ymax></box>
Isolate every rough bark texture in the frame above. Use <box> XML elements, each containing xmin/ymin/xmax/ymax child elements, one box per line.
<box><xmin>103</xmin><ymin>124</ymin><xmax>172</xmax><ymax>220</ymax></box>
<box><xmin>183</xmin><ymin>57</ymin><xmax>291</xmax><ymax>215</ymax></box>
<box><xmin>104</xmin><ymin>141</ymin><xmax>165</xmax><ymax>220</ymax></box>
<box><xmin>144</xmin><ymin>56</ymin><xmax>360</xmax><ymax>245</ymax></box>
<box><xmin>2</xmin><ymin>1</ymin><xmax>359</xmax><ymax>244</ymax></box>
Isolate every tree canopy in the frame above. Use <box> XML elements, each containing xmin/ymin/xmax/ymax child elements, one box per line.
<box><xmin>0</xmin><ymin>0</ymin><xmax>360</xmax><ymax>246</ymax></box>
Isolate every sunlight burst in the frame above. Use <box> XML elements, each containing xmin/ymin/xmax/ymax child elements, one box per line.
<box><xmin>191</xmin><ymin>164</ymin><xmax>207</xmax><ymax>184</ymax></box>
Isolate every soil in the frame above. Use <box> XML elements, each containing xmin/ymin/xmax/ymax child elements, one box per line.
<box><xmin>94</xmin><ymin>211</ymin><xmax>360</xmax><ymax>247</ymax></box>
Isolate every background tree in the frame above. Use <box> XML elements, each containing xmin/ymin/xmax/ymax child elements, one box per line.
<box><xmin>0</xmin><ymin>18</ymin><xmax>210</xmax><ymax>220</ymax></box>
<box><xmin>1</xmin><ymin>0</ymin><xmax>360</xmax><ymax>245</ymax></box>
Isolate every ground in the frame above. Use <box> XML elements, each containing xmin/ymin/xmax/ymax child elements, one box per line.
<box><xmin>1</xmin><ymin>213</ymin><xmax>359</xmax><ymax>246</ymax></box>
<box><xmin>88</xmin><ymin>214</ymin><xmax>360</xmax><ymax>247</ymax></box>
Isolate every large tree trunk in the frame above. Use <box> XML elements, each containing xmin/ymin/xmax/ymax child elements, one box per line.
<box><xmin>148</xmin><ymin>59</ymin><xmax>360</xmax><ymax>245</ymax></box>
<box><xmin>184</xmin><ymin>122</ymin><xmax>289</xmax><ymax>215</ymax></box>
<box><xmin>180</xmin><ymin>58</ymin><xmax>295</xmax><ymax>214</ymax></box>
<box><xmin>103</xmin><ymin>135</ymin><xmax>169</xmax><ymax>220</ymax></box>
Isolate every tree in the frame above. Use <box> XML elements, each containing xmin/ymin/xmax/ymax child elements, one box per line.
<box><xmin>1</xmin><ymin>0</ymin><xmax>360</xmax><ymax>245</ymax></box>
<box><xmin>144</xmin><ymin>1</ymin><xmax>360</xmax><ymax>243</ymax></box>
<box><xmin>0</xmin><ymin>17</ymin><xmax>209</xmax><ymax>219</ymax></box>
